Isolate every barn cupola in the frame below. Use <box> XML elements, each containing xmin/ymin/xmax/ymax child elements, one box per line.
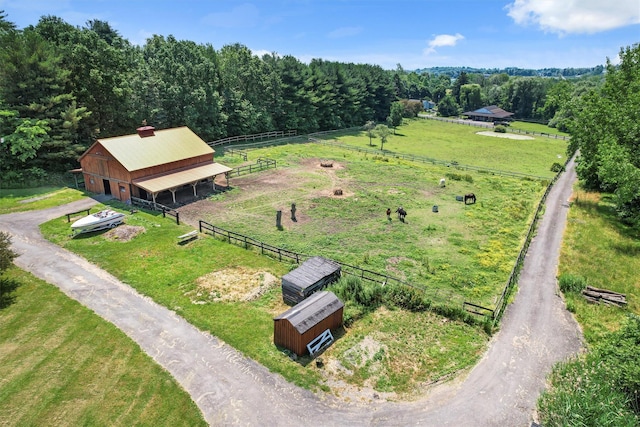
<box><xmin>136</xmin><ymin>126</ymin><xmax>155</xmax><ymax>138</ymax></box>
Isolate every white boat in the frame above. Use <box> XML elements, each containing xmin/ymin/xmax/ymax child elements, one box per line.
<box><xmin>71</xmin><ymin>209</ymin><xmax>125</xmax><ymax>234</ymax></box>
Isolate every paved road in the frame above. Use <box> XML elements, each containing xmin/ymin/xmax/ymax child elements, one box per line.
<box><xmin>1</xmin><ymin>158</ymin><xmax>582</xmax><ymax>426</ymax></box>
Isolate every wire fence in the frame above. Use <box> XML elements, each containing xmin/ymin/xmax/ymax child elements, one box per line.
<box><xmin>308</xmin><ymin>137</ymin><xmax>549</xmax><ymax>181</ymax></box>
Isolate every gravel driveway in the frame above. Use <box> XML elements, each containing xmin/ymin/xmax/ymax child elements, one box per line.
<box><xmin>0</xmin><ymin>156</ymin><xmax>582</xmax><ymax>426</ymax></box>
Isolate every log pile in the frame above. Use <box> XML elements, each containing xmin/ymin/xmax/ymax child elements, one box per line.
<box><xmin>582</xmin><ymin>286</ymin><xmax>627</xmax><ymax>307</ymax></box>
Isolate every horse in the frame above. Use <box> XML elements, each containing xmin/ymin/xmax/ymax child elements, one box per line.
<box><xmin>396</xmin><ymin>206</ymin><xmax>407</xmax><ymax>222</ymax></box>
<box><xmin>464</xmin><ymin>193</ymin><xmax>476</xmax><ymax>205</ymax></box>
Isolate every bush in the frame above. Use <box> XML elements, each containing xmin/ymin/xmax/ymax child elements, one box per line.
<box><xmin>494</xmin><ymin>125</ymin><xmax>507</xmax><ymax>133</ymax></box>
<box><xmin>558</xmin><ymin>273</ymin><xmax>587</xmax><ymax>293</ymax></box>
<box><xmin>550</xmin><ymin>162</ymin><xmax>565</xmax><ymax>173</ymax></box>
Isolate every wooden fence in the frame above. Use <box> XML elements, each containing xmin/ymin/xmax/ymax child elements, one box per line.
<box><xmin>198</xmin><ymin>220</ymin><xmax>470</xmax><ymax>311</ymax></box>
<box><xmin>130</xmin><ymin>197</ymin><xmax>180</xmax><ymax>225</ymax></box>
<box><xmin>227</xmin><ymin>158</ymin><xmax>276</xmax><ymax>177</ymax></box>
<box><xmin>491</xmin><ymin>151</ymin><xmax>575</xmax><ymax>324</ymax></box>
<box><xmin>208</xmin><ymin>130</ymin><xmax>297</xmax><ymax>147</ymax></box>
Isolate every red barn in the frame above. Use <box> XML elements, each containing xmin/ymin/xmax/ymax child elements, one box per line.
<box><xmin>78</xmin><ymin>126</ymin><xmax>230</xmax><ymax>203</ymax></box>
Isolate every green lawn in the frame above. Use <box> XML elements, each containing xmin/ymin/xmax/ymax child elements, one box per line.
<box><xmin>0</xmin><ymin>187</ymin><xmax>87</xmax><ymax>214</ymax></box>
<box><xmin>0</xmin><ymin>268</ymin><xmax>207</xmax><ymax>427</ymax></box>
<box><xmin>311</xmin><ymin>119</ymin><xmax>568</xmax><ymax>178</ymax></box>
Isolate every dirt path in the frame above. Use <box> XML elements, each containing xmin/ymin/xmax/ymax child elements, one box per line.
<box><xmin>0</xmin><ymin>158</ymin><xmax>582</xmax><ymax>426</ymax></box>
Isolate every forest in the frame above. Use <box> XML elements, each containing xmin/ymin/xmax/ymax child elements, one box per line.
<box><xmin>0</xmin><ymin>12</ymin><xmax>637</xmax><ymax>226</ymax></box>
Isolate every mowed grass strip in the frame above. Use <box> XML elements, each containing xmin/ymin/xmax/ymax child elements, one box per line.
<box><xmin>558</xmin><ymin>189</ymin><xmax>640</xmax><ymax>343</ymax></box>
<box><xmin>0</xmin><ymin>268</ymin><xmax>206</xmax><ymax>427</ymax></box>
<box><xmin>0</xmin><ymin>187</ymin><xmax>87</xmax><ymax>214</ymax></box>
<box><xmin>314</xmin><ymin>119</ymin><xmax>567</xmax><ymax>178</ymax></box>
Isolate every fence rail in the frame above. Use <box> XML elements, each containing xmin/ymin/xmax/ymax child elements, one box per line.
<box><xmin>198</xmin><ymin>220</ymin><xmax>474</xmax><ymax>311</ymax></box>
<box><xmin>491</xmin><ymin>151</ymin><xmax>575</xmax><ymax>323</ymax></box>
<box><xmin>130</xmin><ymin>197</ymin><xmax>180</xmax><ymax>225</ymax></box>
<box><xmin>227</xmin><ymin>158</ymin><xmax>276</xmax><ymax>178</ymax></box>
<box><xmin>209</xmin><ymin>130</ymin><xmax>297</xmax><ymax>147</ymax></box>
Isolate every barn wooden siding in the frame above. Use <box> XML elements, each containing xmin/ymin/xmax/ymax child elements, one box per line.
<box><xmin>81</xmin><ymin>143</ymin><xmax>214</xmax><ymax>202</ymax></box>
<box><xmin>281</xmin><ymin>256</ymin><xmax>341</xmax><ymax>305</ymax></box>
<box><xmin>274</xmin><ymin>291</ymin><xmax>344</xmax><ymax>356</ymax></box>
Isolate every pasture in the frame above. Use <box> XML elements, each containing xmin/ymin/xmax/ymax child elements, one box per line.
<box><xmin>312</xmin><ymin>118</ymin><xmax>568</xmax><ymax>178</ymax></box>
<box><xmin>186</xmin><ymin>140</ymin><xmax>547</xmax><ymax>309</ymax></box>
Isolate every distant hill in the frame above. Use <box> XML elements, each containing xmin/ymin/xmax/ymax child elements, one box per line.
<box><xmin>414</xmin><ymin>65</ymin><xmax>605</xmax><ymax>78</ymax></box>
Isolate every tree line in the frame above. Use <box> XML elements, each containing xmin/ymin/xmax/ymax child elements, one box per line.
<box><xmin>1</xmin><ymin>11</ymin><xmax>633</xmax><ymax>226</ymax></box>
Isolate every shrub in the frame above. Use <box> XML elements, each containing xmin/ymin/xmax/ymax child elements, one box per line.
<box><xmin>550</xmin><ymin>162</ymin><xmax>565</xmax><ymax>173</ymax></box>
<box><xmin>383</xmin><ymin>283</ymin><xmax>430</xmax><ymax>312</ymax></box>
<box><xmin>494</xmin><ymin>125</ymin><xmax>507</xmax><ymax>133</ymax></box>
<box><xmin>558</xmin><ymin>273</ymin><xmax>587</xmax><ymax>293</ymax></box>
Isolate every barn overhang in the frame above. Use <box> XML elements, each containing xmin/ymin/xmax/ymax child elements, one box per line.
<box><xmin>132</xmin><ymin>162</ymin><xmax>231</xmax><ymax>203</ymax></box>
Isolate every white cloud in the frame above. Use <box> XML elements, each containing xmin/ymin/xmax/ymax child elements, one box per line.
<box><xmin>423</xmin><ymin>33</ymin><xmax>464</xmax><ymax>55</ymax></box>
<box><xmin>506</xmin><ymin>0</ymin><xmax>640</xmax><ymax>34</ymax></box>
<box><xmin>327</xmin><ymin>26</ymin><xmax>363</xmax><ymax>39</ymax></box>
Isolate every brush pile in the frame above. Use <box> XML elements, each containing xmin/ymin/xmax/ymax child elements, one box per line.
<box><xmin>582</xmin><ymin>286</ymin><xmax>627</xmax><ymax>307</ymax></box>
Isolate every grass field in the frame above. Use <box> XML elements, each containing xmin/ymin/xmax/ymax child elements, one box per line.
<box><xmin>202</xmin><ymin>141</ymin><xmax>546</xmax><ymax>309</ymax></box>
<box><xmin>0</xmin><ymin>268</ymin><xmax>207</xmax><ymax>427</ymax></box>
<box><xmin>0</xmin><ymin>187</ymin><xmax>87</xmax><ymax>214</ymax></box>
<box><xmin>308</xmin><ymin>118</ymin><xmax>568</xmax><ymax>178</ymax></box>
<box><xmin>557</xmin><ymin>188</ymin><xmax>640</xmax><ymax>343</ymax></box>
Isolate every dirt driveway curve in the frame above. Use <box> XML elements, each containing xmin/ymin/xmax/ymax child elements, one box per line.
<box><xmin>0</xmin><ymin>157</ymin><xmax>582</xmax><ymax>426</ymax></box>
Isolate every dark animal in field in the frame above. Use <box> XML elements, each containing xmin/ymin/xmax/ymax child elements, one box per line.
<box><xmin>464</xmin><ymin>193</ymin><xmax>476</xmax><ymax>205</ymax></box>
<box><xmin>396</xmin><ymin>206</ymin><xmax>407</xmax><ymax>222</ymax></box>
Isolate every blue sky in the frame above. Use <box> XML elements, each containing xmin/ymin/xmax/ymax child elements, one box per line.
<box><xmin>1</xmin><ymin>0</ymin><xmax>639</xmax><ymax>70</ymax></box>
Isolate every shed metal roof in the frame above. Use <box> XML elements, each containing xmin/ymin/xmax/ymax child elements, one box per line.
<box><xmin>274</xmin><ymin>291</ymin><xmax>344</xmax><ymax>334</ymax></box>
<box><xmin>92</xmin><ymin>127</ymin><xmax>214</xmax><ymax>172</ymax></box>
<box><xmin>462</xmin><ymin>105</ymin><xmax>514</xmax><ymax>119</ymax></box>
<box><xmin>133</xmin><ymin>162</ymin><xmax>232</xmax><ymax>194</ymax></box>
<box><xmin>281</xmin><ymin>256</ymin><xmax>341</xmax><ymax>290</ymax></box>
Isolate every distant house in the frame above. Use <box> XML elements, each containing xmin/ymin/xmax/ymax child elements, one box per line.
<box><xmin>423</xmin><ymin>100</ymin><xmax>436</xmax><ymax>110</ymax></box>
<box><xmin>78</xmin><ymin>126</ymin><xmax>231</xmax><ymax>204</ymax></box>
<box><xmin>462</xmin><ymin>105</ymin><xmax>514</xmax><ymax>123</ymax></box>
<box><xmin>281</xmin><ymin>256</ymin><xmax>342</xmax><ymax>305</ymax></box>
<box><xmin>274</xmin><ymin>291</ymin><xmax>344</xmax><ymax>356</ymax></box>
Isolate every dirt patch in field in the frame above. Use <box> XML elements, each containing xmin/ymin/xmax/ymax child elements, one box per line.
<box><xmin>476</xmin><ymin>131</ymin><xmax>535</xmax><ymax>140</ymax></box>
<box><xmin>176</xmin><ymin>157</ymin><xmax>353</xmax><ymax>227</ymax></box>
<box><xmin>320</xmin><ymin>335</ymin><xmax>397</xmax><ymax>403</ymax></box>
<box><xmin>188</xmin><ymin>267</ymin><xmax>279</xmax><ymax>303</ymax></box>
<box><xmin>103</xmin><ymin>225</ymin><xmax>145</xmax><ymax>242</ymax></box>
